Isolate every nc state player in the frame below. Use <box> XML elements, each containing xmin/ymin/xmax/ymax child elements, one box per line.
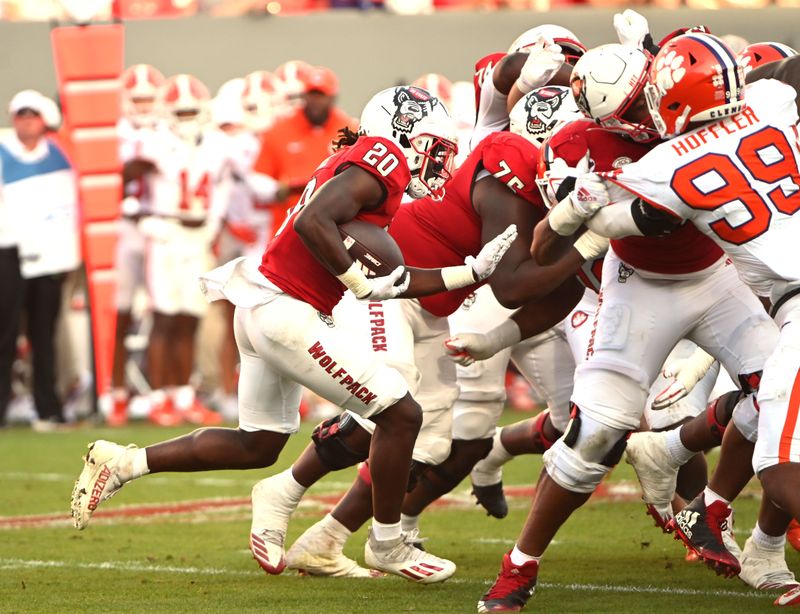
<box><xmin>476</xmin><ymin>39</ymin><xmax>780</xmax><ymax>612</ymax></box>
<box><xmin>578</xmin><ymin>40</ymin><xmax>800</xmax><ymax>599</ymax></box>
<box><xmin>70</xmin><ymin>86</ymin><xmax>516</xmax><ymax>583</ymax></box>
<box><xmin>260</xmin><ymin>94</ymin><xmax>605</xmax><ymax>579</ymax></box>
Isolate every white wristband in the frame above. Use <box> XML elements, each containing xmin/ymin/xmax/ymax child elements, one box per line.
<box><xmin>515</xmin><ymin>76</ymin><xmax>536</xmax><ymax>96</ymax></box>
<box><xmin>573</xmin><ymin>230</ymin><xmax>609</xmax><ymax>260</ymax></box>
<box><xmin>441</xmin><ymin>264</ymin><xmax>477</xmax><ymax>291</ymax></box>
<box><xmin>548</xmin><ymin>195</ymin><xmax>584</xmax><ymax>237</ymax></box>
<box><xmin>336</xmin><ymin>261</ymin><xmax>372</xmax><ymax>299</ymax></box>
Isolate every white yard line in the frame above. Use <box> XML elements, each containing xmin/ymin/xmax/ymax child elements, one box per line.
<box><xmin>0</xmin><ymin>557</ymin><xmax>769</xmax><ymax>600</ymax></box>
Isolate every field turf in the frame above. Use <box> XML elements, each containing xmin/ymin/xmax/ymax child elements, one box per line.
<box><xmin>1</xmin><ymin>414</ymin><xmax>795</xmax><ymax>613</ymax></box>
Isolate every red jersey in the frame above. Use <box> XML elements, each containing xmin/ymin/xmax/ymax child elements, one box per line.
<box><xmin>473</xmin><ymin>52</ymin><xmax>507</xmax><ymax>111</ymax></box>
<box><xmin>546</xmin><ymin>120</ymin><xmax>723</xmax><ymax>275</ymax></box>
<box><xmin>389</xmin><ymin>131</ymin><xmax>542</xmax><ymax>318</ymax></box>
<box><xmin>259</xmin><ymin>136</ymin><xmax>410</xmax><ymax>315</ymax></box>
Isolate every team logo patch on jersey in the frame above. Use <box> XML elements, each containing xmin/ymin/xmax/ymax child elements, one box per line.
<box><xmin>523</xmin><ymin>87</ymin><xmax>569</xmax><ymax>140</ymax></box>
<box><xmin>389</xmin><ymin>86</ymin><xmax>440</xmax><ymax>135</ymax></box>
<box><xmin>461</xmin><ymin>293</ymin><xmax>477</xmax><ymax>311</ymax></box>
<box><xmin>612</xmin><ymin>156</ymin><xmax>632</xmax><ymax>169</ymax></box>
<box><xmin>571</xmin><ymin>310</ymin><xmax>589</xmax><ymax>329</ymax></box>
<box><xmin>617</xmin><ymin>262</ymin><xmax>635</xmax><ymax>283</ymax></box>
<box><xmin>317</xmin><ymin>312</ymin><xmax>335</xmax><ymax>328</ymax></box>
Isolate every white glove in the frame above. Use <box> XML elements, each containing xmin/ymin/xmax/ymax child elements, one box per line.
<box><xmin>548</xmin><ymin>171</ymin><xmax>609</xmax><ymax>236</ymax></box>
<box><xmin>444</xmin><ymin>319</ymin><xmax>521</xmax><ymax>366</ymax></box>
<box><xmin>516</xmin><ymin>36</ymin><xmax>566</xmax><ymax>94</ymax></box>
<box><xmin>651</xmin><ymin>347</ymin><xmax>717</xmax><ymax>410</ymax></box>
<box><xmin>613</xmin><ymin>9</ymin><xmax>650</xmax><ymax>48</ymax></box>
<box><xmin>337</xmin><ymin>263</ymin><xmax>410</xmax><ymax>300</ymax></box>
<box><xmin>540</xmin><ymin>153</ymin><xmax>591</xmax><ymax>209</ymax></box>
<box><xmin>441</xmin><ymin>224</ymin><xmax>518</xmax><ymax>290</ymax></box>
<box><xmin>470</xmin><ymin>224</ymin><xmax>518</xmax><ymax>281</ymax></box>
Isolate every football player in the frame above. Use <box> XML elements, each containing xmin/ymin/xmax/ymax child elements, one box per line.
<box><xmin>476</xmin><ymin>37</ymin><xmax>783</xmax><ymax>612</ymax></box>
<box><xmin>107</xmin><ymin>64</ymin><xmax>166</xmax><ymax>426</ymax></box>
<box><xmin>70</xmin><ymin>85</ymin><xmax>515</xmax><ymax>584</ymax></box>
<box><xmin>548</xmin><ymin>35</ymin><xmax>800</xmax><ymax>601</ymax></box>
<box><xmin>257</xmin><ymin>91</ymin><xmax>602</xmax><ymax>579</ymax></box>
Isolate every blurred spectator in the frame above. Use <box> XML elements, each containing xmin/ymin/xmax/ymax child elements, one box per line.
<box><xmin>0</xmin><ymin>90</ymin><xmax>79</xmax><ymax>430</ymax></box>
<box><xmin>253</xmin><ymin>65</ymin><xmax>357</xmax><ymax>238</ymax></box>
<box><xmin>720</xmin><ymin>33</ymin><xmax>750</xmax><ymax>53</ymax></box>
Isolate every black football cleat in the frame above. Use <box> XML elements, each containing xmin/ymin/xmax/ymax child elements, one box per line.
<box><xmin>472</xmin><ymin>482</ymin><xmax>509</xmax><ymax>519</ymax></box>
<box><xmin>667</xmin><ymin>495</ymin><xmax>741</xmax><ymax>578</ymax></box>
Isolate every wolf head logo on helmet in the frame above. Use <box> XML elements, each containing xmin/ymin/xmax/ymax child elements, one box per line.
<box><xmin>360</xmin><ymin>86</ymin><xmax>457</xmax><ymax>201</ymax></box>
<box><xmin>390</xmin><ymin>87</ymin><xmax>441</xmax><ymax>135</ymax></box>
<box><xmin>510</xmin><ymin>86</ymin><xmax>578</xmax><ymax>147</ymax></box>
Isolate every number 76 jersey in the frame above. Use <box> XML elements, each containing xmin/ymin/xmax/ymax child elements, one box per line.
<box><xmin>606</xmin><ymin>78</ymin><xmax>800</xmax><ymax>302</ymax></box>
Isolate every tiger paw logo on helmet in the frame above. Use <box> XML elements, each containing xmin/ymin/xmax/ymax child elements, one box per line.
<box><xmin>390</xmin><ymin>86</ymin><xmax>440</xmax><ymax>134</ymax></box>
<box><xmin>652</xmin><ymin>50</ymin><xmax>686</xmax><ymax>93</ymax></box>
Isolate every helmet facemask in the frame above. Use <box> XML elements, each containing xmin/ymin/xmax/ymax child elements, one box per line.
<box><xmin>404</xmin><ymin>133</ymin><xmax>458</xmax><ymax>201</ymax></box>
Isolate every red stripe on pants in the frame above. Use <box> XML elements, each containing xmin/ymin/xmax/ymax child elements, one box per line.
<box><xmin>779</xmin><ymin>367</ymin><xmax>800</xmax><ymax>463</ymax></box>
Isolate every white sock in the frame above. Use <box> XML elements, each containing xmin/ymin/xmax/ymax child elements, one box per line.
<box><xmin>400</xmin><ymin>513</ymin><xmax>419</xmax><ymax>533</ymax></box>
<box><xmin>664</xmin><ymin>429</ymin><xmax>694</xmax><ymax>466</ymax></box>
<box><xmin>149</xmin><ymin>389</ymin><xmax>167</xmax><ymax>406</ymax></box>
<box><xmin>471</xmin><ymin>430</ymin><xmax>512</xmax><ymax>487</ymax></box>
<box><xmin>280</xmin><ymin>467</ymin><xmax>307</xmax><ymax>504</ymax></box>
<box><xmin>509</xmin><ymin>545</ymin><xmax>540</xmax><ymax>567</ymax></box>
<box><xmin>117</xmin><ymin>447</ymin><xmax>150</xmax><ymax>483</ymax></box>
<box><xmin>703</xmin><ymin>487</ymin><xmax>730</xmax><ymax>507</ymax></box>
<box><xmin>752</xmin><ymin>522</ymin><xmax>786</xmax><ymax>550</ymax></box>
<box><xmin>316</xmin><ymin>513</ymin><xmax>351</xmax><ymax>552</ymax></box>
<box><xmin>372</xmin><ymin>520</ymin><xmax>401</xmax><ymax>542</ymax></box>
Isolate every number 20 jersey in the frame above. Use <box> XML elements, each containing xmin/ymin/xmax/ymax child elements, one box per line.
<box><xmin>259</xmin><ymin>135</ymin><xmax>411</xmax><ymax>315</ymax></box>
<box><xmin>607</xmin><ymin>79</ymin><xmax>800</xmax><ymax>300</ymax></box>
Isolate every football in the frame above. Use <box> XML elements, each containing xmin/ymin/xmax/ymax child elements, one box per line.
<box><xmin>339</xmin><ymin>220</ymin><xmax>404</xmax><ymax>278</ymax></box>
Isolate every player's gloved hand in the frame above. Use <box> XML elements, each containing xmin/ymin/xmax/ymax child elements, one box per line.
<box><xmin>613</xmin><ymin>9</ymin><xmax>650</xmax><ymax>48</ymax></box>
<box><xmin>470</xmin><ymin>224</ymin><xmax>519</xmax><ymax>281</ymax></box>
<box><xmin>516</xmin><ymin>36</ymin><xmax>566</xmax><ymax>94</ymax></box>
<box><xmin>444</xmin><ymin>319</ymin><xmax>522</xmax><ymax>366</ymax></box>
<box><xmin>548</xmin><ymin>167</ymin><xmax>610</xmax><ymax>236</ymax></box>
<box><xmin>440</xmin><ymin>224</ymin><xmax>518</xmax><ymax>290</ymax></box>
<box><xmin>337</xmin><ymin>262</ymin><xmax>410</xmax><ymax>301</ymax></box>
<box><xmin>652</xmin><ymin>347</ymin><xmax>717</xmax><ymax>410</ymax></box>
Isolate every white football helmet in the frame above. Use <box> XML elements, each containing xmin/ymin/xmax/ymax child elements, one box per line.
<box><xmin>359</xmin><ymin>85</ymin><xmax>458</xmax><ymax>201</ymax></box>
<box><xmin>509</xmin><ymin>86</ymin><xmax>580</xmax><ymax>147</ymax></box>
<box><xmin>121</xmin><ymin>64</ymin><xmax>165</xmax><ymax>128</ymax></box>
<box><xmin>570</xmin><ymin>44</ymin><xmax>659</xmax><ymax>143</ymax></box>
<box><xmin>160</xmin><ymin>74</ymin><xmax>210</xmax><ymax>143</ymax></box>
<box><xmin>508</xmin><ymin>24</ymin><xmax>586</xmax><ymax>62</ymax></box>
<box><xmin>274</xmin><ymin>60</ymin><xmax>312</xmax><ymax>113</ymax></box>
<box><xmin>242</xmin><ymin>70</ymin><xmax>287</xmax><ymax>133</ymax></box>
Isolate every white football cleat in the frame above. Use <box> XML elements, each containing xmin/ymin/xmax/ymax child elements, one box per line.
<box><xmin>625</xmin><ymin>431</ymin><xmax>678</xmax><ymax>531</ymax></box>
<box><xmin>287</xmin><ymin>524</ymin><xmax>381</xmax><ymax>578</ymax></box>
<box><xmin>70</xmin><ymin>440</ymin><xmax>135</xmax><ymax>530</ymax></box>
<box><xmin>739</xmin><ymin>536</ymin><xmax>798</xmax><ymax>590</ymax></box>
<box><xmin>250</xmin><ymin>474</ymin><xmax>298</xmax><ymax>575</ymax></box>
<box><xmin>364</xmin><ymin>527</ymin><xmax>455</xmax><ymax>584</ymax></box>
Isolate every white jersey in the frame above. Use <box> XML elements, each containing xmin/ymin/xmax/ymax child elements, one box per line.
<box><xmin>149</xmin><ymin>127</ymin><xmax>234</xmax><ymax>227</ymax></box>
<box><xmin>607</xmin><ymin>79</ymin><xmax>800</xmax><ymax>302</ymax></box>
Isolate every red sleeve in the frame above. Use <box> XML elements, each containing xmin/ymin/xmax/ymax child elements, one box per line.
<box><xmin>480</xmin><ymin>132</ymin><xmax>544</xmax><ymax>207</ymax></box>
<box><xmin>335</xmin><ymin>136</ymin><xmax>411</xmax><ymax>202</ymax></box>
<box><xmin>473</xmin><ymin>52</ymin><xmax>507</xmax><ymax>110</ymax></box>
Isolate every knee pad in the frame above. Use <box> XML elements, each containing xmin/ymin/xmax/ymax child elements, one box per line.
<box><xmin>706</xmin><ymin>389</ymin><xmax>745</xmax><ymax>441</ymax></box>
<box><xmin>311</xmin><ymin>413</ymin><xmax>369</xmax><ymax>471</ymax></box>
<box><xmin>452</xmin><ymin>399</ymin><xmax>504</xmax><ymax>440</ymax></box>
<box><xmin>732</xmin><ymin>393</ymin><xmax>760</xmax><ymax>443</ymax></box>
<box><xmin>543</xmin><ymin>408</ymin><xmax>629</xmax><ymax>493</ymax></box>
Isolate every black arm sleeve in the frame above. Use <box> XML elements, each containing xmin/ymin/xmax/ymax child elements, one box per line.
<box><xmin>630</xmin><ymin>198</ymin><xmax>681</xmax><ymax>236</ymax></box>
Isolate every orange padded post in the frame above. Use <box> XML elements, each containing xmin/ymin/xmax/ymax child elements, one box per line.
<box><xmin>51</xmin><ymin>23</ymin><xmax>125</xmax><ymax>401</ymax></box>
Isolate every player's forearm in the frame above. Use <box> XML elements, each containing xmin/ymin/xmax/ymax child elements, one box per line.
<box><xmin>510</xmin><ymin>278</ymin><xmax>584</xmax><ymax>340</ymax></box>
<box><xmin>531</xmin><ymin>216</ymin><xmax>575</xmax><ymax>265</ymax></box>
<box><xmin>294</xmin><ymin>211</ymin><xmax>354</xmax><ymax>276</ymax></box>
<box><xmin>584</xmin><ymin>203</ymin><xmax>644</xmax><ymax>239</ymax></box>
<box><xmin>492</xmin><ymin>250</ymin><xmax>583</xmax><ymax>308</ymax></box>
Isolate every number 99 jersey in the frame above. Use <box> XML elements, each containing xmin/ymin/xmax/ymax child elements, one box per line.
<box><xmin>259</xmin><ymin>135</ymin><xmax>411</xmax><ymax>315</ymax></box>
<box><xmin>606</xmin><ymin>78</ymin><xmax>800</xmax><ymax>300</ymax></box>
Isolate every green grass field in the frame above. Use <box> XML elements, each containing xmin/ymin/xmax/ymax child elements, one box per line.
<box><xmin>1</xmin><ymin>414</ymin><xmax>795</xmax><ymax>613</ymax></box>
